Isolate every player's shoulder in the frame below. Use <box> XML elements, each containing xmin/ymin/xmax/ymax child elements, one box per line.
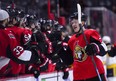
<box><xmin>68</xmin><ymin>34</ymin><xmax>76</xmax><ymax>44</ymax></box>
<box><xmin>85</xmin><ymin>29</ymin><xmax>98</xmax><ymax>34</ymax></box>
<box><xmin>85</xmin><ymin>29</ymin><xmax>97</xmax><ymax>32</ymax></box>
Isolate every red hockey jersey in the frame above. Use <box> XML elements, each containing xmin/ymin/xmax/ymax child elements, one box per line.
<box><xmin>68</xmin><ymin>29</ymin><xmax>105</xmax><ymax>80</ymax></box>
<box><xmin>0</xmin><ymin>28</ymin><xmax>32</xmax><ymax>63</ymax></box>
<box><xmin>7</xmin><ymin>26</ymin><xmax>32</xmax><ymax>46</ymax></box>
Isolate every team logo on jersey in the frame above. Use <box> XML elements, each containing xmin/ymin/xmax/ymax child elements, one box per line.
<box><xmin>74</xmin><ymin>43</ymin><xmax>87</xmax><ymax>62</ymax></box>
<box><xmin>24</xmin><ymin>34</ymin><xmax>31</xmax><ymax>42</ymax></box>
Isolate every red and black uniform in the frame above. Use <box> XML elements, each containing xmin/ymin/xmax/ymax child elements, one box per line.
<box><xmin>45</xmin><ymin>30</ymin><xmax>71</xmax><ymax>79</ymax></box>
<box><xmin>26</xmin><ymin>30</ymin><xmax>49</xmax><ymax>78</ymax></box>
<box><xmin>0</xmin><ymin>25</ymin><xmax>39</xmax><ymax>76</ymax></box>
<box><xmin>6</xmin><ymin>26</ymin><xmax>32</xmax><ymax>75</ymax></box>
<box><xmin>68</xmin><ymin>29</ymin><xmax>107</xmax><ymax>81</ymax></box>
<box><xmin>7</xmin><ymin>26</ymin><xmax>32</xmax><ymax>48</ymax></box>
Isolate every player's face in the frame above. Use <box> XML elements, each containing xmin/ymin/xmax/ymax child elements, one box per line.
<box><xmin>70</xmin><ymin>19</ymin><xmax>80</xmax><ymax>33</ymax></box>
<box><xmin>12</xmin><ymin>18</ymin><xmax>17</xmax><ymax>25</ymax></box>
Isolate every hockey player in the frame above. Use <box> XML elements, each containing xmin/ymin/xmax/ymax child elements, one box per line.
<box><xmin>102</xmin><ymin>36</ymin><xmax>116</xmax><ymax>81</ymax></box>
<box><xmin>39</xmin><ymin>19</ymin><xmax>72</xmax><ymax>79</ymax></box>
<box><xmin>6</xmin><ymin>9</ymin><xmax>48</xmax><ymax>77</ymax></box>
<box><xmin>0</xmin><ymin>9</ymin><xmax>41</xmax><ymax>77</ymax></box>
<box><xmin>23</xmin><ymin>17</ymin><xmax>49</xmax><ymax>78</ymax></box>
<box><xmin>68</xmin><ymin>12</ymin><xmax>107</xmax><ymax>81</ymax></box>
<box><xmin>55</xmin><ymin>25</ymin><xmax>71</xmax><ymax>79</ymax></box>
<box><xmin>6</xmin><ymin>10</ymin><xmax>32</xmax><ymax>49</ymax></box>
<box><xmin>5</xmin><ymin>9</ymin><xmax>33</xmax><ymax>76</ymax></box>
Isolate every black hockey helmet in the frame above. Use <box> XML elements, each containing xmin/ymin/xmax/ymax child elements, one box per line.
<box><xmin>24</xmin><ymin>14</ymin><xmax>37</xmax><ymax>27</ymax></box>
<box><xmin>45</xmin><ymin>19</ymin><xmax>53</xmax><ymax>27</ymax></box>
<box><xmin>70</xmin><ymin>12</ymin><xmax>87</xmax><ymax>22</ymax></box>
<box><xmin>6</xmin><ymin>6</ymin><xmax>25</xmax><ymax>26</ymax></box>
<box><xmin>6</xmin><ymin>6</ymin><xmax>25</xmax><ymax>18</ymax></box>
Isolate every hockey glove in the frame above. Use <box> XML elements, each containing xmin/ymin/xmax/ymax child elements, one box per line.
<box><xmin>55</xmin><ymin>60</ymin><xmax>64</xmax><ymax>71</ymax></box>
<box><xmin>108</xmin><ymin>44</ymin><xmax>116</xmax><ymax>57</ymax></box>
<box><xmin>49</xmin><ymin>53</ymin><xmax>60</xmax><ymax>63</ymax></box>
<box><xmin>29</xmin><ymin>45</ymin><xmax>42</xmax><ymax>64</ymax></box>
<box><xmin>62</xmin><ymin>66</ymin><xmax>69</xmax><ymax>79</ymax></box>
<box><xmin>31</xmin><ymin>67</ymin><xmax>40</xmax><ymax>78</ymax></box>
<box><xmin>85</xmin><ymin>43</ymin><xmax>100</xmax><ymax>55</ymax></box>
<box><xmin>34</xmin><ymin>70</ymin><xmax>40</xmax><ymax>78</ymax></box>
<box><xmin>39</xmin><ymin>58</ymin><xmax>49</xmax><ymax>72</ymax></box>
<box><xmin>27</xmin><ymin>65</ymin><xmax>40</xmax><ymax>78</ymax></box>
<box><xmin>62</xmin><ymin>71</ymin><xmax>69</xmax><ymax>79</ymax></box>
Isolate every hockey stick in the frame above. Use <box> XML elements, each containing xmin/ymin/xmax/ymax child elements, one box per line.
<box><xmin>36</xmin><ymin>78</ymin><xmax>39</xmax><ymax>81</ymax></box>
<box><xmin>77</xmin><ymin>4</ymin><xmax>102</xmax><ymax>81</ymax></box>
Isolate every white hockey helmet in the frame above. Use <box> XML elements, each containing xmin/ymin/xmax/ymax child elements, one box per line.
<box><xmin>102</xmin><ymin>36</ymin><xmax>111</xmax><ymax>44</ymax></box>
<box><xmin>0</xmin><ymin>9</ymin><xmax>9</xmax><ymax>21</ymax></box>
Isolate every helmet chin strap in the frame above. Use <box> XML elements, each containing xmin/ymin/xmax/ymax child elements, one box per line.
<box><xmin>75</xmin><ymin>26</ymin><xmax>83</xmax><ymax>37</ymax></box>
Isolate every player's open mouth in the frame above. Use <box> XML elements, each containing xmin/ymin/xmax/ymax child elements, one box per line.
<box><xmin>73</xmin><ymin>26</ymin><xmax>77</xmax><ymax>29</ymax></box>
